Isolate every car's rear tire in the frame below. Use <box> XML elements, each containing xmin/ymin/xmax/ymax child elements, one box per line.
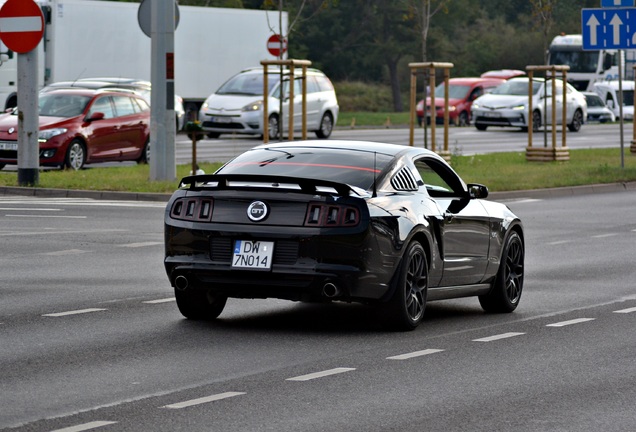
<box><xmin>65</xmin><ymin>139</ymin><xmax>86</xmax><ymax>170</ymax></box>
<box><xmin>479</xmin><ymin>230</ymin><xmax>524</xmax><ymax>313</ymax></box>
<box><xmin>0</xmin><ymin>163</ymin><xmax>5</xmax><ymax>170</ymax></box>
<box><xmin>175</xmin><ymin>288</ymin><xmax>227</xmax><ymax>320</ymax></box>
<box><xmin>568</xmin><ymin>109</ymin><xmax>583</xmax><ymax>132</ymax></box>
<box><xmin>315</xmin><ymin>112</ymin><xmax>334</xmax><ymax>139</ymax></box>
<box><xmin>385</xmin><ymin>241</ymin><xmax>428</xmax><ymax>331</ymax></box>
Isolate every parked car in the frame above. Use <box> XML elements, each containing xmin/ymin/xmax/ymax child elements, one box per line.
<box><xmin>416</xmin><ymin>77</ymin><xmax>505</xmax><ymax>126</ymax></box>
<box><xmin>480</xmin><ymin>69</ymin><xmax>526</xmax><ymax>80</ymax></box>
<box><xmin>42</xmin><ymin>77</ymin><xmax>186</xmax><ymax>131</ymax></box>
<box><xmin>582</xmin><ymin>91</ymin><xmax>616</xmax><ymax>123</ymax></box>
<box><xmin>198</xmin><ymin>67</ymin><xmax>339</xmax><ymax>139</ymax></box>
<box><xmin>0</xmin><ymin>88</ymin><xmax>150</xmax><ymax>171</ymax></box>
<box><xmin>592</xmin><ymin>80</ymin><xmax>634</xmax><ymax>121</ymax></box>
<box><xmin>471</xmin><ymin>77</ymin><xmax>587</xmax><ymax>132</ymax></box>
<box><xmin>163</xmin><ymin>140</ymin><xmax>525</xmax><ymax>331</ymax></box>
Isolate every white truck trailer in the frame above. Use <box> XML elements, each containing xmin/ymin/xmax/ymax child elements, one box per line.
<box><xmin>0</xmin><ymin>0</ymin><xmax>287</xmax><ymax>113</ymax></box>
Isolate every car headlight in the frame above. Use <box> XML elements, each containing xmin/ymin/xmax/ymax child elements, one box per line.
<box><xmin>472</xmin><ymin>102</ymin><xmax>480</xmax><ymax>109</ymax></box>
<box><xmin>242</xmin><ymin>100</ymin><xmax>263</xmax><ymax>112</ymax></box>
<box><xmin>38</xmin><ymin>128</ymin><xmax>67</xmax><ymax>142</ymax></box>
<box><xmin>512</xmin><ymin>105</ymin><xmax>526</xmax><ymax>111</ymax></box>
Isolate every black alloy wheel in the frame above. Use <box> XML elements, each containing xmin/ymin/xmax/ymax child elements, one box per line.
<box><xmin>479</xmin><ymin>231</ymin><xmax>524</xmax><ymax>313</ymax></box>
<box><xmin>386</xmin><ymin>242</ymin><xmax>428</xmax><ymax>331</ymax></box>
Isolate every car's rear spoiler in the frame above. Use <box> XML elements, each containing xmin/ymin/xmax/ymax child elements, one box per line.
<box><xmin>178</xmin><ymin>174</ymin><xmax>356</xmax><ymax>197</ymax></box>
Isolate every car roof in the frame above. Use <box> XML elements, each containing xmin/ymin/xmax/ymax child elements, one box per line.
<box><xmin>41</xmin><ymin>87</ymin><xmax>142</xmax><ymax>97</ymax></box>
<box><xmin>78</xmin><ymin>77</ymin><xmax>151</xmax><ymax>87</ymax></box>
<box><xmin>446</xmin><ymin>77</ymin><xmax>506</xmax><ymax>86</ymax></box>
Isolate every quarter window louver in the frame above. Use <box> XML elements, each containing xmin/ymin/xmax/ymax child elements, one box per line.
<box><xmin>391</xmin><ymin>167</ymin><xmax>418</xmax><ymax>191</ymax></box>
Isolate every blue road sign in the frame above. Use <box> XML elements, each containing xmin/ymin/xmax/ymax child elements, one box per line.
<box><xmin>582</xmin><ymin>8</ymin><xmax>636</xmax><ymax>49</ymax></box>
<box><xmin>601</xmin><ymin>0</ymin><xmax>634</xmax><ymax>7</ymax></box>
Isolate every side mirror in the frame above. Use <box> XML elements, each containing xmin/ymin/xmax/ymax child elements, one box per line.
<box><xmin>467</xmin><ymin>183</ymin><xmax>489</xmax><ymax>199</ymax></box>
<box><xmin>86</xmin><ymin>111</ymin><xmax>105</xmax><ymax>121</ymax></box>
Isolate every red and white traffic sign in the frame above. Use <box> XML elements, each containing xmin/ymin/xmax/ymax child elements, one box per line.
<box><xmin>0</xmin><ymin>0</ymin><xmax>44</xmax><ymax>54</ymax></box>
<box><xmin>267</xmin><ymin>34</ymin><xmax>287</xmax><ymax>57</ymax></box>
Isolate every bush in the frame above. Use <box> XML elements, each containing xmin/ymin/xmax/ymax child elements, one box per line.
<box><xmin>333</xmin><ymin>81</ymin><xmax>395</xmax><ymax>112</ymax></box>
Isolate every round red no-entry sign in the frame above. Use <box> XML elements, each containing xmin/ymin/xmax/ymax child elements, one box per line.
<box><xmin>0</xmin><ymin>0</ymin><xmax>45</xmax><ymax>54</ymax></box>
<box><xmin>267</xmin><ymin>34</ymin><xmax>287</xmax><ymax>57</ymax></box>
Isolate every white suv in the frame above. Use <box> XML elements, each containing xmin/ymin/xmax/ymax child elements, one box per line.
<box><xmin>471</xmin><ymin>77</ymin><xmax>587</xmax><ymax>132</ymax></box>
<box><xmin>199</xmin><ymin>67</ymin><xmax>339</xmax><ymax>139</ymax></box>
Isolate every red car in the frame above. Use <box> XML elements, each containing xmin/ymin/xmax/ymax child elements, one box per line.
<box><xmin>0</xmin><ymin>88</ymin><xmax>150</xmax><ymax>170</ymax></box>
<box><xmin>416</xmin><ymin>77</ymin><xmax>506</xmax><ymax>127</ymax></box>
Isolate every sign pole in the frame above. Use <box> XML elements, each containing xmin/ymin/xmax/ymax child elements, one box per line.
<box><xmin>17</xmin><ymin>49</ymin><xmax>39</xmax><ymax>185</ymax></box>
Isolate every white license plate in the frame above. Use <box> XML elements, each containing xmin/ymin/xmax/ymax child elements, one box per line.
<box><xmin>213</xmin><ymin>116</ymin><xmax>232</xmax><ymax>123</ymax></box>
<box><xmin>0</xmin><ymin>142</ymin><xmax>18</xmax><ymax>150</ymax></box>
<box><xmin>232</xmin><ymin>240</ymin><xmax>274</xmax><ymax>270</ymax></box>
<box><xmin>484</xmin><ymin>112</ymin><xmax>501</xmax><ymax>118</ymax></box>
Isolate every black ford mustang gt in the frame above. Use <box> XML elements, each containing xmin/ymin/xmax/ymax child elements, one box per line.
<box><xmin>164</xmin><ymin>141</ymin><xmax>524</xmax><ymax>330</ymax></box>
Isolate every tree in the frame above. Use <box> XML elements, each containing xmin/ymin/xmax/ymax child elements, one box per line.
<box><xmin>530</xmin><ymin>0</ymin><xmax>557</xmax><ymax>64</ymax></box>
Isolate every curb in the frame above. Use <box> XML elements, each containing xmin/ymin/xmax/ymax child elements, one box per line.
<box><xmin>1</xmin><ymin>181</ymin><xmax>635</xmax><ymax>203</ymax></box>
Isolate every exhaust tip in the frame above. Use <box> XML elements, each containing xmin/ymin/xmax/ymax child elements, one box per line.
<box><xmin>174</xmin><ymin>275</ymin><xmax>189</xmax><ymax>291</ymax></box>
<box><xmin>322</xmin><ymin>281</ymin><xmax>340</xmax><ymax>298</ymax></box>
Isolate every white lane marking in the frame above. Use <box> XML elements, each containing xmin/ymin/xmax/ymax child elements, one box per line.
<box><xmin>591</xmin><ymin>233</ymin><xmax>619</xmax><ymax>238</ymax></box>
<box><xmin>614</xmin><ymin>306</ymin><xmax>636</xmax><ymax>314</ymax></box>
<box><xmin>5</xmin><ymin>214</ymin><xmax>87</xmax><ymax>219</ymax></box>
<box><xmin>546</xmin><ymin>318</ymin><xmax>595</xmax><ymax>327</ymax></box>
<box><xmin>504</xmin><ymin>198</ymin><xmax>542</xmax><ymax>204</ymax></box>
<box><xmin>143</xmin><ymin>298</ymin><xmax>176</xmax><ymax>304</ymax></box>
<box><xmin>547</xmin><ymin>240</ymin><xmax>572</xmax><ymax>245</ymax></box>
<box><xmin>387</xmin><ymin>349</ymin><xmax>444</xmax><ymax>360</ymax></box>
<box><xmin>42</xmin><ymin>249</ymin><xmax>89</xmax><ymax>256</ymax></box>
<box><xmin>0</xmin><ymin>198</ymin><xmax>165</xmax><ymax>208</ymax></box>
<box><xmin>118</xmin><ymin>242</ymin><xmax>163</xmax><ymax>248</ymax></box>
<box><xmin>49</xmin><ymin>421</ymin><xmax>117</xmax><ymax>432</ymax></box>
<box><xmin>0</xmin><ymin>229</ymin><xmax>127</xmax><ymax>237</ymax></box>
<box><xmin>162</xmin><ymin>392</ymin><xmax>246</xmax><ymax>409</ymax></box>
<box><xmin>286</xmin><ymin>367</ymin><xmax>356</xmax><ymax>381</ymax></box>
<box><xmin>43</xmin><ymin>308</ymin><xmax>107</xmax><ymax>317</ymax></box>
<box><xmin>0</xmin><ymin>207</ymin><xmax>61</xmax><ymax>211</ymax></box>
<box><xmin>473</xmin><ymin>332</ymin><xmax>525</xmax><ymax>342</ymax></box>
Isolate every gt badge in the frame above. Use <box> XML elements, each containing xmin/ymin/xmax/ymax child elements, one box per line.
<box><xmin>247</xmin><ymin>201</ymin><xmax>268</xmax><ymax>222</ymax></box>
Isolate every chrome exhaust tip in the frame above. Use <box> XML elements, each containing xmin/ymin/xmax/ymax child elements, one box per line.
<box><xmin>322</xmin><ymin>281</ymin><xmax>340</xmax><ymax>298</ymax></box>
<box><xmin>174</xmin><ymin>275</ymin><xmax>189</xmax><ymax>291</ymax></box>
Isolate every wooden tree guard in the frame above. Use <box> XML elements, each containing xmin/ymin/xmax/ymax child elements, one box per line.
<box><xmin>526</xmin><ymin>65</ymin><xmax>570</xmax><ymax>162</ymax></box>
<box><xmin>408</xmin><ymin>62</ymin><xmax>454</xmax><ymax>162</ymax></box>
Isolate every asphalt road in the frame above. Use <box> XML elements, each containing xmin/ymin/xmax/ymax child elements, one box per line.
<box><xmin>1</xmin><ymin>188</ymin><xmax>635</xmax><ymax>431</ymax></box>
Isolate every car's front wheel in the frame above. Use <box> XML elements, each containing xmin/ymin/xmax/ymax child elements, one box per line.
<box><xmin>385</xmin><ymin>241</ymin><xmax>428</xmax><ymax>331</ymax></box>
<box><xmin>479</xmin><ymin>230</ymin><xmax>524</xmax><ymax>313</ymax></box>
<box><xmin>568</xmin><ymin>109</ymin><xmax>583</xmax><ymax>132</ymax></box>
<box><xmin>137</xmin><ymin>139</ymin><xmax>150</xmax><ymax>164</ymax></box>
<box><xmin>458</xmin><ymin>111</ymin><xmax>470</xmax><ymax>127</ymax></box>
<box><xmin>532</xmin><ymin>110</ymin><xmax>542</xmax><ymax>132</ymax></box>
<box><xmin>475</xmin><ymin>123</ymin><xmax>487</xmax><ymax>131</ymax></box>
<box><xmin>315</xmin><ymin>112</ymin><xmax>334</xmax><ymax>138</ymax></box>
<box><xmin>175</xmin><ymin>288</ymin><xmax>227</xmax><ymax>320</ymax></box>
<box><xmin>65</xmin><ymin>139</ymin><xmax>86</xmax><ymax>170</ymax></box>
<box><xmin>268</xmin><ymin>114</ymin><xmax>280</xmax><ymax>140</ymax></box>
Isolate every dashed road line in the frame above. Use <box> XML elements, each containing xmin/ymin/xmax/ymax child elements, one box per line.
<box><xmin>5</xmin><ymin>214</ymin><xmax>87</xmax><ymax>219</ymax></box>
<box><xmin>162</xmin><ymin>392</ymin><xmax>246</xmax><ymax>409</ymax></box>
<box><xmin>473</xmin><ymin>332</ymin><xmax>525</xmax><ymax>342</ymax></box>
<box><xmin>118</xmin><ymin>242</ymin><xmax>163</xmax><ymax>248</ymax></box>
<box><xmin>143</xmin><ymin>298</ymin><xmax>176</xmax><ymax>304</ymax></box>
<box><xmin>41</xmin><ymin>249</ymin><xmax>89</xmax><ymax>256</ymax></box>
<box><xmin>387</xmin><ymin>349</ymin><xmax>444</xmax><ymax>360</ymax></box>
<box><xmin>43</xmin><ymin>308</ymin><xmax>107</xmax><ymax>318</ymax></box>
<box><xmin>49</xmin><ymin>420</ymin><xmax>117</xmax><ymax>432</ymax></box>
<box><xmin>546</xmin><ymin>318</ymin><xmax>595</xmax><ymax>327</ymax></box>
<box><xmin>547</xmin><ymin>240</ymin><xmax>572</xmax><ymax>245</ymax></box>
<box><xmin>591</xmin><ymin>233</ymin><xmax>619</xmax><ymax>239</ymax></box>
<box><xmin>286</xmin><ymin>367</ymin><xmax>356</xmax><ymax>381</ymax></box>
<box><xmin>614</xmin><ymin>306</ymin><xmax>636</xmax><ymax>314</ymax></box>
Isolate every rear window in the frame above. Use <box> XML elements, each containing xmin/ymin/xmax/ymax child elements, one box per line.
<box><xmin>217</xmin><ymin>147</ymin><xmax>393</xmax><ymax>190</ymax></box>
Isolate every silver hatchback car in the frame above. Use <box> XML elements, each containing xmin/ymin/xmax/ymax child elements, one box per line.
<box><xmin>199</xmin><ymin>67</ymin><xmax>339</xmax><ymax>139</ymax></box>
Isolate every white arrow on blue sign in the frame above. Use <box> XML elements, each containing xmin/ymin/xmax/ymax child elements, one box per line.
<box><xmin>601</xmin><ymin>0</ymin><xmax>634</xmax><ymax>7</ymax></box>
<box><xmin>582</xmin><ymin>8</ymin><xmax>636</xmax><ymax>50</ymax></box>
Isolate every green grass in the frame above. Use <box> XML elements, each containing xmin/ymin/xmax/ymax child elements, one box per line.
<box><xmin>337</xmin><ymin>112</ymin><xmax>412</xmax><ymax>128</ymax></box>
<box><xmin>1</xmin><ymin>149</ymin><xmax>635</xmax><ymax>194</ymax></box>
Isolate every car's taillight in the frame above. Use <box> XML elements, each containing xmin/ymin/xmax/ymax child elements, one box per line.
<box><xmin>304</xmin><ymin>203</ymin><xmax>359</xmax><ymax>227</ymax></box>
<box><xmin>170</xmin><ymin>197</ymin><xmax>213</xmax><ymax>221</ymax></box>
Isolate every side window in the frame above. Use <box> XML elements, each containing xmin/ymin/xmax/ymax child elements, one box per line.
<box><xmin>112</xmin><ymin>96</ymin><xmax>136</xmax><ymax>117</ymax></box>
<box><xmin>134</xmin><ymin>97</ymin><xmax>150</xmax><ymax>112</ymax></box>
<box><xmin>306</xmin><ymin>76</ymin><xmax>320</xmax><ymax>94</ymax></box>
<box><xmin>88</xmin><ymin>96</ymin><xmax>114</xmax><ymax>119</ymax></box>
<box><xmin>414</xmin><ymin>158</ymin><xmax>465</xmax><ymax>198</ymax></box>
<box><xmin>315</xmin><ymin>75</ymin><xmax>334</xmax><ymax>92</ymax></box>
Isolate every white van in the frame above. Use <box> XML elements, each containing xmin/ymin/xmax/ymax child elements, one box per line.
<box><xmin>592</xmin><ymin>81</ymin><xmax>634</xmax><ymax>120</ymax></box>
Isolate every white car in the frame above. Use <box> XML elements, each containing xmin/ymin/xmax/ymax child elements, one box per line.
<box><xmin>592</xmin><ymin>80</ymin><xmax>634</xmax><ymax>121</ymax></box>
<box><xmin>471</xmin><ymin>77</ymin><xmax>587</xmax><ymax>132</ymax></box>
<box><xmin>582</xmin><ymin>91</ymin><xmax>616</xmax><ymax>123</ymax></box>
<box><xmin>199</xmin><ymin>67</ymin><xmax>339</xmax><ymax>139</ymax></box>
